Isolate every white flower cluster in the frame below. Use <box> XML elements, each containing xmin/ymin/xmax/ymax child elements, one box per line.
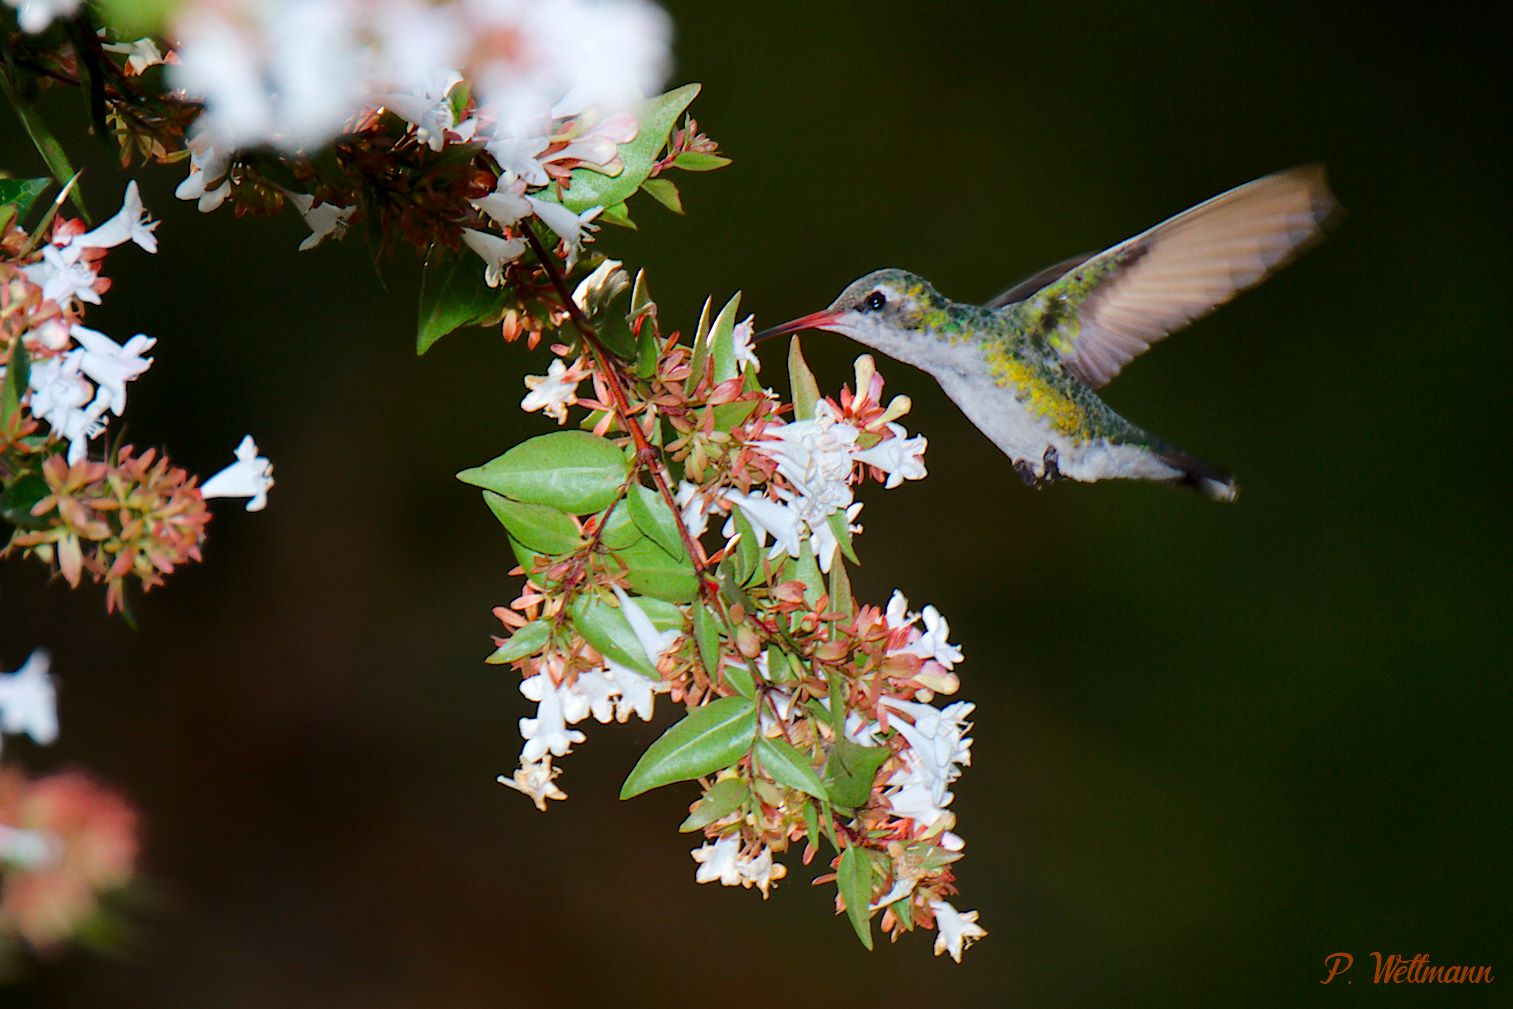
<box><xmin>499</xmin><ymin>588</ymin><xmax>673</xmax><ymax>810</ymax></box>
<box><xmin>170</xmin><ymin>0</ymin><xmax>668</xmax><ymax>154</ymax></box>
<box><xmin>723</xmin><ymin>401</ymin><xmax>928</xmax><ymax>574</ymax></box>
<box><xmin>5</xmin><ymin>182</ymin><xmax>275</xmax><ymax>507</ymax></box>
<box><xmin>2</xmin><ymin>0</ymin><xmax>77</xmax><ymax>34</ymax></box>
<box><xmin>15</xmin><ymin>182</ymin><xmax>157</xmax><ymax>463</ymax></box>
<box><xmin>690</xmin><ymin>833</ymin><xmax>786</xmax><ymax>898</ymax></box>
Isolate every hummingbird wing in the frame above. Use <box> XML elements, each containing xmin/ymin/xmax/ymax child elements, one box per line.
<box><xmin>984</xmin><ymin>254</ymin><xmax>1093</xmax><ymax>309</ymax></box>
<box><xmin>1011</xmin><ymin>165</ymin><xmax>1339</xmax><ymax>388</ymax></box>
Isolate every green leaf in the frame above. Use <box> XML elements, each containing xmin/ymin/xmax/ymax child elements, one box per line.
<box><xmin>692</xmin><ymin>602</ymin><xmax>721</xmax><ymax>680</ymax></box>
<box><xmin>755</xmin><ymin>736</ymin><xmax>828</xmax><ymax>801</ymax></box>
<box><xmin>672</xmin><ymin>151</ymin><xmax>731</xmax><ymax>172</ymax></box>
<box><xmin>599</xmin><ymin>201</ymin><xmax>636</xmax><ymax>229</ymax></box>
<box><xmin>684</xmin><ymin>296</ymin><xmax>714</xmax><ymax>391</ymax></box>
<box><xmin>679</xmin><ymin>777</ymin><xmax>746</xmax><ymax>832</ymax></box>
<box><xmin>827</xmin><ymin>554</ymin><xmax>854</xmax><ymax>621</ymax></box>
<box><xmin>803</xmin><ymin>800</ymin><xmax>823</xmax><ymax>854</ymax></box>
<box><xmin>0</xmin><ymin>473</ymin><xmax>49</xmax><ymax>531</ymax></box>
<box><xmin>837</xmin><ymin>846</ymin><xmax>876</xmax><ymax>950</ymax></box>
<box><xmin>629</xmin><ymin>268</ymin><xmax>655</xmax><ymax>320</ymax></box>
<box><xmin>97</xmin><ymin>0</ymin><xmax>176</xmax><ymax>35</ymax></box>
<box><xmin>2</xmin><ymin>335</ymin><xmax>31</xmax><ymax>427</ymax></box>
<box><xmin>508</xmin><ymin>536</ymin><xmax>555</xmax><ymax>588</ymax></box>
<box><xmin>447</xmin><ymin>80</ymin><xmax>471</xmax><ymax>123</ymax></box>
<box><xmin>0</xmin><ymin>72</ymin><xmax>88</xmax><ymax>223</ymax></box>
<box><xmin>641</xmin><ymin>177</ymin><xmax>684</xmax><ymax>214</ymax></box>
<box><xmin>723</xmin><ymin>659</ymin><xmax>755</xmax><ymax>699</ymax></box>
<box><xmin>793</xmin><ymin>539</ymin><xmax>825</xmax><ymax>608</ymax></box>
<box><xmin>416</xmin><ymin>243</ymin><xmax>508</xmax><ymax>354</ymax></box>
<box><xmin>729</xmin><ymin>507</ymin><xmax>759</xmax><ymax>584</ymax></box>
<box><xmin>618</xmin><ymin>535</ymin><xmax>697</xmax><ymax>603</ymax></box>
<box><xmin>633</xmin><ymin>318</ymin><xmax>660</xmax><ymax>379</ymax></box>
<box><xmin>620</xmin><ymin>695</ymin><xmax>757</xmax><ymax>799</ymax></box>
<box><xmin>822</xmin><ymin>740</ymin><xmax>890</xmax><ymax>810</ymax></box>
<box><xmin>827</xmin><ymin>509</ymin><xmax>859</xmax><ymax>565</ymax></box>
<box><xmin>787</xmin><ymin>336</ymin><xmax>822</xmax><ymax>421</ymax></box>
<box><xmin>598</xmin><ymin>501</ymin><xmax>643</xmax><ymax>549</ymax></box>
<box><xmin>559</xmin><ymin>84</ymin><xmax>701</xmax><ymax>214</ymax></box>
<box><xmin>0</xmin><ymin>177</ymin><xmax>50</xmax><ymax>219</ymax></box>
<box><xmin>483</xmin><ymin>492</ymin><xmax>581</xmax><ymax>555</ymax></box>
<box><xmin>707</xmin><ymin>292</ymin><xmax>744</xmax><ymax>384</ymax></box>
<box><xmin>571</xmin><ymin>593</ymin><xmax>658</xmax><ymax>678</ymax></box>
<box><xmin>627</xmin><ymin>484</ymin><xmax>686</xmax><ymax>558</ymax></box>
<box><xmin>459</xmin><ymin>431</ymin><xmax>629</xmax><ymax>514</ymax></box>
<box><xmin>486</xmin><ymin>620</ymin><xmax>551</xmax><ymax>665</ymax></box>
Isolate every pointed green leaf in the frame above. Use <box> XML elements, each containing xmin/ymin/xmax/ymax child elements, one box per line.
<box><xmin>0</xmin><ymin>473</ymin><xmax>49</xmax><ymax>531</ymax></box>
<box><xmin>755</xmin><ymin>736</ymin><xmax>828</xmax><ymax>801</ymax></box>
<box><xmin>707</xmin><ymin>292</ymin><xmax>744</xmax><ymax>384</ymax></box>
<box><xmin>0</xmin><ymin>177</ymin><xmax>51</xmax><ymax>219</ymax></box>
<box><xmin>692</xmin><ymin>602</ymin><xmax>721</xmax><ymax>680</ymax></box>
<box><xmin>598</xmin><ymin>500</ymin><xmax>643</xmax><ymax>549</ymax></box>
<box><xmin>0</xmin><ymin>73</ymin><xmax>89</xmax><ymax>222</ymax></box>
<box><xmin>620</xmin><ymin>695</ymin><xmax>757</xmax><ymax>799</ymax></box>
<box><xmin>684</xmin><ymin>295</ymin><xmax>714</xmax><ymax>391</ymax></box>
<box><xmin>679</xmin><ymin>777</ymin><xmax>746</xmax><ymax>832</ymax></box>
<box><xmin>803</xmin><ymin>800</ymin><xmax>823</xmax><ymax>854</ymax></box>
<box><xmin>630</xmin><ymin>268</ymin><xmax>654</xmax><ymax>319</ymax></box>
<box><xmin>559</xmin><ymin>84</ymin><xmax>701</xmax><ymax>214</ymax></box>
<box><xmin>483</xmin><ymin>492</ymin><xmax>581</xmax><ymax>555</ymax></box>
<box><xmin>459</xmin><ymin>431</ymin><xmax>629</xmax><ymax>514</ymax></box>
<box><xmin>599</xmin><ymin>201</ymin><xmax>636</xmax><ymax>229</ymax></box>
<box><xmin>827</xmin><ymin>509</ymin><xmax>859</xmax><ymax>565</ymax></box>
<box><xmin>723</xmin><ymin>659</ymin><xmax>755</xmax><ymax>699</ymax></box>
<box><xmin>641</xmin><ymin>177</ymin><xmax>684</xmax><ymax>214</ymax></box>
<box><xmin>822</xmin><ymin>740</ymin><xmax>890</xmax><ymax>810</ymax></box>
<box><xmin>827</xmin><ymin>554</ymin><xmax>854</xmax><ymax>622</ymax></box>
<box><xmin>486</xmin><ymin>619</ymin><xmax>551</xmax><ymax>665</ymax></box>
<box><xmin>617</xmin><ymin>535</ymin><xmax>697</xmax><ymax>602</ymax></box>
<box><xmin>571</xmin><ymin>593</ymin><xmax>658</xmax><ymax>678</ymax></box>
<box><xmin>729</xmin><ymin>507</ymin><xmax>759</xmax><ymax>583</ymax></box>
<box><xmin>416</xmin><ymin>243</ymin><xmax>509</xmax><ymax>353</ymax></box>
<box><xmin>787</xmin><ymin>336</ymin><xmax>822</xmax><ymax>421</ymax></box>
<box><xmin>793</xmin><ymin>539</ymin><xmax>825</xmax><ymax>608</ymax></box>
<box><xmin>633</xmin><ymin>319</ymin><xmax>660</xmax><ymax>379</ymax></box>
<box><xmin>672</xmin><ymin>151</ymin><xmax>731</xmax><ymax>172</ymax></box>
<box><xmin>1</xmin><ymin>335</ymin><xmax>31</xmax><ymax>427</ymax></box>
<box><xmin>626</xmin><ymin>484</ymin><xmax>686</xmax><ymax>558</ymax></box>
<box><xmin>837</xmin><ymin>846</ymin><xmax>876</xmax><ymax>950</ymax></box>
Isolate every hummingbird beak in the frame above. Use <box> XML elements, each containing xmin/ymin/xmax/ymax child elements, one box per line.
<box><xmin>753</xmin><ymin>308</ymin><xmax>845</xmax><ymax>344</ymax></box>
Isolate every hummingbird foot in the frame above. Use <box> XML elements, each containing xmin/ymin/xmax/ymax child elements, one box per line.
<box><xmin>1014</xmin><ymin>448</ymin><xmax>1063</xmax><ymax>489</ymax></box>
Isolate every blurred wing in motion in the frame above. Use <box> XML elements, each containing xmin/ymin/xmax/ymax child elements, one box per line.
<box><xmin>1009</xmin><ymin>165</ymin><xmax>1340</xmax><ymax>387</ymax></box>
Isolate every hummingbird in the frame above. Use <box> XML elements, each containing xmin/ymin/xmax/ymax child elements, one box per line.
<box><xmin>756</xmin><ymin>166</ymin><xmax>1339</xmax><ymax>501</ymax></box>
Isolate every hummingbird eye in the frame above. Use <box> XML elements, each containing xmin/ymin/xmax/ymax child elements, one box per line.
<box><xmin>861</xmin><ymin>291</ymin><xmax>887</xmax><ymax>312</ymax></box>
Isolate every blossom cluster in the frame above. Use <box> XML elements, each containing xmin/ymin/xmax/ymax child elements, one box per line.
<box><xmin>2</xmin><ymin>179</ymin><xmax>273</xmax><ymax>610</ymax></box>
<box><xmin>471</xmin><ymin>263</ymin><xmax>985</xmax><ymax>960</ymax></box>
<box><xmin>0</xmin><ymin>651</ymin><xmax>140</xmax><ymax>969</ymax></box>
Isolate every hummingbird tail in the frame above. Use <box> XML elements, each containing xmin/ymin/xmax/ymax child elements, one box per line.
<box><xmin>1160</xmin><ymin>450</ymin><xmax>1239</xmax><ymax>503</ymax></box>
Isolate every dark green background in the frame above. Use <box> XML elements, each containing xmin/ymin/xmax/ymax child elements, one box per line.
<box><xmin>4</xmin><ymin>1</ymin><xmax>1508</xmax><ymax>1005</ymax></box>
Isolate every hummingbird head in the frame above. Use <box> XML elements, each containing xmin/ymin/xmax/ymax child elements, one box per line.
<box><xmin>754</xmin><ymin>269</ymin><xmax>953</xmax><ymax>367</ymax></box>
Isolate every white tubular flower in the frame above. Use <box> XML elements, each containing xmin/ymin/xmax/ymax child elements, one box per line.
<box><xmin>570</xmin><ymin>258</ymin><xmax>629</xmax><ymax>317</ymax></box>
<box><xmin>883</xmin><ymin>753</ymin><xmax>954</xmax><ymax>826</ymax></box>
<box><xmin>526</xmin><ymin>197</ymin><xmax>601</xmax><ymax>272</ymax></box>
<box><xmin>721</xmin><ymin>489</ymin><xmax>804</xmax><ymax>562</ymax></box>
<box><xmin>691</xmin><ymin>834</ymin><xmax>742</xmax><ymax>886</ymax></box>
<box><xmin>286</xmin><ymin>193</ymin><xmax>355</xmax><ymax>251</ymax></box>
<box><xmin>0</xmin><ymin>650</ymin><xmax>58</xmax><ymax>753</ymax></box>
<box><xmin>382</xmin><ymin>68</ymin><xmax>464</xmax><ymax>151</ymax></box>
<box><xmin>175</xmin><ymin>126</ymin><xmax>233</xmax><ymax>212</ymax></box>
<box><xmin>852</xmin><ymin>423</ymin><xmax>928</xmax><ymax>489</ymax></box>
<box><xmin>603</xmin><ymin>661</ymin><xmax>664</xmax><ymax>722</ymax></box>
<box><xmin>23</xmin><ymin>245</ymin><xmax>99</xmax><ymax>307</ymax></box>
<box><xmin>675</xmin><ymin>480</ymin><xmax>713</xmax><ymax>539</ymax></box>
<box><xmin>567</xmin><ymin>668</ymin><xmax>622</xmax><ymax>724</ymax></box>
<box><xmin>881</xmin><ymin>697</ymin><xmax>974</xmax><ymax>810</ymax></box>
<box><xmin>610</xmin><ymin>587</ymin><xmax>679</xmax><ymax>668</ymax></box>
<box><xmin>461</xmin><ymin>228</ymin><xmax>526</xmax><ymax>288</ymax></box>
<box><xmin>72</xmin><ymin>181</ymin><xmax>159</xmax><ymax>254</ymax></box>
<box><xmin>518</xmin><ymin>674</ymin><xmax>587</xmax><ymax>762</ymax></box>
<box><xmin>930</xmin><ymin>900</ymin><xmax>986</xmax><ymax>962</ymax></box>
<box><xmin>486</xmin><ymin>135</ymin><xmax>552</xmax><ymax>187</ymax></box>
<box><xmin>201</xmin><ymin>435</ymin><xmax>275</xmax><ymax>511</ymax></box>
<box><xmin>69</xmin><ymin>326</ymin><xmax>156</xmax><ymax>416</ymax></box>
<box><xmin>497</xmin><ymin>757</ymin><xmax>567</xmax><ymax>812</ymax></box>
<box><xmin>755</xmin><ymin>402</ymin><xmax>859</xmax><ymax>520</ymax></box>
<box><xmin>904</xmin><ymin>606</ymin><xmax>964</xmax><ymax>670</ymax></box>
<box><xmin>870</xmin><ymin>872</ymin><xmax>919</xmax><ymax>911</ymax></box>
<box><xmin>737</xmin><ymin>845</ymin><xmax>786</xmax><ymax>898</ymax></box>
<box><xmin>3</xmin><ymin>0</ymin><xmax>78</xmax><ymax>34</ymax></box>
<box><xmin>806</xmin><ymin>500</ymin><xmax>862</xmax><ymax>575</ymax></box>
<box><xmin>28</xmin><ymin>355</ymin><xmax>106</xmax><ymax>463</ymax></box>
<box><xmin>101</xmin><ymin>37</ymin><xmax>167</xmax><ymax>75</ymax></box>
<box><xmin>521</xmin><ymin>359</ymin><xmax>584</xmax><ymax>424</ymax></box>
<box><xmin>473</xmin><ymin>173</ymin><xmax>532</xmax><ymax>229</ymax></box>
<box><xmin>731</xmin><ymin>315</ymin><xmax>759</xmax><ymax>372</ymax></box>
